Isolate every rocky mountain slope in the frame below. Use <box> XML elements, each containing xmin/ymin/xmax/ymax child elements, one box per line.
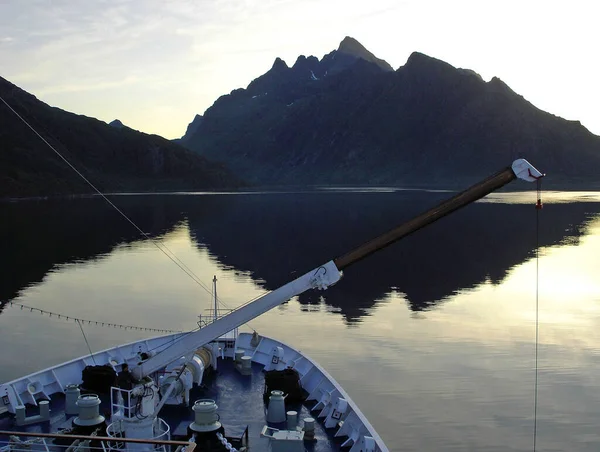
<box><xmin>0</xmin><ymin>77</ymin><xmax>240</xmax><ymax>198</ymax></box>
<box><xmin>182</xmin><ymin>37</ymin><xmax>600</xmax><ymax>188</ymax></box>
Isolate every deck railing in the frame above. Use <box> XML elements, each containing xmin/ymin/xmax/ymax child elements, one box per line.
<box><xmin>0</xmin><ymin>430</ymin><xmax>195</xmax><ymax>452</ymax></box>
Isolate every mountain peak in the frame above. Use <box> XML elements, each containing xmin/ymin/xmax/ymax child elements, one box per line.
<box><xmin>181</xmin><ymin>114</ymin><xmax>203</xmax><ymax>143</ymax></box>
<box><xmin>487</xmin><ymin>76</ymin><xmax>518</xmax><ymax>96</ymax></box>
<box><xmin>405</xmin><ymin>51</ymin><xmax>451</xmax><ymax>68</ymax></box>
<box><xmin>109</xmin><ymin>119</ymin><xmax>125</xmax><ymax>129</ymax></box>
<box><xmin>336</xmin><ymin>36</ymin><xmax>393</xmax><ymax>72</ymax></box>
<box><xmin>292</xmin><ymin>55</ymin><xmax>320</xmax><ymax>73</ymax></box>
<box><xmin>271</xmin><ymin>57</ymin><xmax>289</xmax><ymax>71</ymax></box>
<box><xmin>338</xmin><ymin>36</ymin><xmax>366</xmax><ymax>54</ymax></box>
<box><xmin>402</xmin><ymin>51</ymin><xmax>458</xmax><ymax>77</ymax></box>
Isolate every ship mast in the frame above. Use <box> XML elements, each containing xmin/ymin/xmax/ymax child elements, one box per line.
<box><xmin>212</xmin><ymin>275</ymin><xmax>218</xmax><ymax>322</ymax></box>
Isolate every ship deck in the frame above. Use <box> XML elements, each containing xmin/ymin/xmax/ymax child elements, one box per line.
<box><xmin>1</xmin><ymin>357</ymin><xmax>346</xmax><ymax>451</ymax></box>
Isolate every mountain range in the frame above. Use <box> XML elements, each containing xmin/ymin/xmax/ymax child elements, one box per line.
<box><xmin>0</xmin><ymin>77</ymin><xmax>239</xmax><ymax>198</ymax></box>
<box><xmin>3</xmin><ymin>36</ymin><xmax>600</xmax><ymax>197</ymax></box>
<box><xmin>181</xmin><ymin>37</ymin><xmax>600</xmax><ymax>188</ymax></box>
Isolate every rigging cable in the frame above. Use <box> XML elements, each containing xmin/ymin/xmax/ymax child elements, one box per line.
<box><xmin>0</xmin><ymin>94</ymin><xmax>215</xmax><ymax>300</ymax></box>
<box><xmin>4</xmin><ymin>300</ymin><xmax>183</xmax><ymax>333</ymax></box>
<box><xmin>1</xmin><ymin>93</ymin><xmax>274</xmax><ymax>335</ymax></box>
<box><xmin>76</xmin><ymin>319</ymin><xmax>97</xmax><ymax>365</ymax></box>
<box><xmin>533</xmin><ymin>178</ymin><xmax>543</xmax><ymax>452</ymax></box>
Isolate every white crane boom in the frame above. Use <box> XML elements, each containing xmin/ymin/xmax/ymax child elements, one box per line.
<box><xmin>133</xmin><ymin>158</ymin><xmax>543</xmax><ymax>379</ymax></box>
<box><xmin>133</xmin><ymin>260</ymin><xmax>341</xmax><ymax>379</ymax></box>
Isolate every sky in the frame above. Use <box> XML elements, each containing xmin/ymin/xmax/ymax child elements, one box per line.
<box><xmin>1</xmin><ymin>0</ymin><xmax>599</xmax><ymax>139</ymax></box>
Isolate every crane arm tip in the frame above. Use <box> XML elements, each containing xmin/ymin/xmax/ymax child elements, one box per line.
<box><xmin>512</xmin><ymin>159</ymin><xmax>545</xmax><ymax>182</ymax></box>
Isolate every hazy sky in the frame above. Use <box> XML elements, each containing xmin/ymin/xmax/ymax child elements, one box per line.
<box><xmin>1</xmin><ymin>0</ymin><xmax>598</xmax><ymax>139</ymax></box>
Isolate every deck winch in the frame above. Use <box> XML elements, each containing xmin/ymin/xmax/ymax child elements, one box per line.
<box><xmin>189</xmin><ymin>399</ymin><xmax>222</xmax><ymax>433</ymax></box>
<box><xmin>73</xmin><ymin>394</ymin><xmax>105</xmax><ymax>427</ymax></box>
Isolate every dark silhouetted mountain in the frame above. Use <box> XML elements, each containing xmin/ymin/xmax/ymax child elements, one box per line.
<box><xmin>181</xmin><ymin>38</ymin><xmax>600</xmax><ymax>188</ymax></box>
<box><xmin>0</xmin><ymin>77</ymin><xmax>241</xmax><ymax>198</ymax></box>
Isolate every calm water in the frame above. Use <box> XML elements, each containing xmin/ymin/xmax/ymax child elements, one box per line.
<box><xmin>2</xmin><ymin>190</ymin><xmax>600</xmax><ymax>451</ymax></box>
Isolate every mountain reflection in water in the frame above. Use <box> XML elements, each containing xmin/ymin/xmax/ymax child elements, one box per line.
<box><xmin>1</xmin><ymin>191</ymin><xmax>598</xmax><ymax>320</ymax></box>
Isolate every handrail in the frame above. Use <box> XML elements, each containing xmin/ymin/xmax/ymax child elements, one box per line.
<box><xmin>0</xmin><ymin>430</ymin><xmax>195</xmax><ymax>451</ymax></box>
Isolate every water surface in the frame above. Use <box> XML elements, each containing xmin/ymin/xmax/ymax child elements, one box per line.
<box><xmin>1</xmin><ymin>190</ymin><xmax>600</xmax><ymax>451</ymax></box>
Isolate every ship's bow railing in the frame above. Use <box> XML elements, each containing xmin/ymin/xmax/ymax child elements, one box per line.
<box><xmin>0</xmin><ymin>431</ymin><xmax>194</xmax><ymax>452</ymax></box>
